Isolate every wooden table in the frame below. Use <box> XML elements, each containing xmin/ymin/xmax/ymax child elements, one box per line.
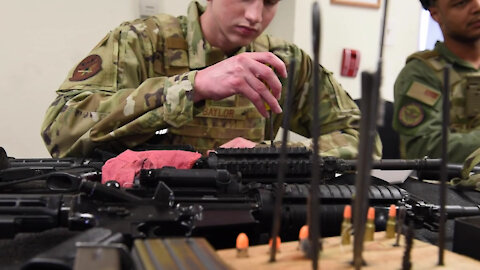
<box><xmin>217</xmin><ymin>232</ymin><xmax>480</xmax><ymax>269</ymax></box>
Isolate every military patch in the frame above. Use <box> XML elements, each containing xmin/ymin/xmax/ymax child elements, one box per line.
<box><xmin>398</xmin><ymin>102</ymin><xmax>425</xmax><ymax>127</ymax></box>
<box><xmin>406</xmin><ymin>81</ymin><xmax>441</xmax><ymax>107</ymax></box>
<box><xmin>69</xmin><ymin>55</ymin><xmax>102</xmax><ymax>81</ymax></box>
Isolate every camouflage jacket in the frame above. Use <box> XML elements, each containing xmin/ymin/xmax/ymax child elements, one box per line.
<box><xmin>393</xmin><ymin>42</ymin><xmax>480</xmax><ymax>163</ymax></box>
<box><xmin>42</xmin><ymin>1</ymin><xmax>378</xmax><ymax>158</ymax></box>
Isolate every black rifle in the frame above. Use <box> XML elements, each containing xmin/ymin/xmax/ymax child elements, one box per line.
<box><xmin>1</xmin><ymin>164</ymin><xmax>406</xmax><ymax>269</ymax></box>
<box><xmin>2</xmin><ymin>148</ymin><xmax>480</xmax><ymax>269</ymax></box>
<box><xmin>2</xmin><ymin>146</ymin><xmax>478</xmax><ymax>187</ymax></box>
<box><xmin>200</xmin><ymin>147</ymin><xmax>480</xmax><ymax>181</ymax></box>
<box><xmin>2</xmin><ymin>172</ymin><xmax>478</xmax><ymax>270</ymax></box>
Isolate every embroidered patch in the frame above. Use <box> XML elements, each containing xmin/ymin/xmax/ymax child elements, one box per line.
<box><xmin>398</xmin><ymin>103</ymin><xmax>425</xmax><ymax>127</ymax></box>
<box><xmin>69</xmin><ymin>55</ymin><xmax>102</xmax><ymax>81</ymax></box>
<box><xmin>406</xmin><ymin>81</ymin><xmax>441</xmax><ymax>107</ymax></box>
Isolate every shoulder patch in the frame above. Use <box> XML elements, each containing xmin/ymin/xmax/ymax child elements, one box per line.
<box><xmin>406</xmin><ymin>81</ymin><xmax>441</xmax><ymax>107</ymax></box>
<box><xmin>398</xmin><ymin>102</ymin><xmax>425</xmax><ymax>127</ymax></box>
<box><xmin>407</xmin><ymin>50</ymin><xmax>438</xmax><ymax>63</ymax></box>
<box><xmin>69</xmin><ymin>55</ymin><xmax>103</xmax><ymax>81</ymax></box>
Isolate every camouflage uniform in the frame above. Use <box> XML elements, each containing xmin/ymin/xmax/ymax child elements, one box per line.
<box><xmin>393</xmin><ymin>42</ymin><xmax>480</xmax><ymax>163</ymax></box>
<box><xmin>42</xmin><ymin>1</ymin><xmax>379</xmax><ymax>158</ymax></box>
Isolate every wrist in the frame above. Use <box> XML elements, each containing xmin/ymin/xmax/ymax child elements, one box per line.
<box><xmin>193</xmin><ymin>70</ymin><xmax>205</xmax><ymax>103</ymax></box>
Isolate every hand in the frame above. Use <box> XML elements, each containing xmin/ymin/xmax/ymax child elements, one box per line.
<box><xmin>206</xmin><ymin>137</ymin><xmax>257</xmax><ymax>155</ymax></box>
<box><xmin>219</xmin><ymin>137</ymin><xmax>257</xmax><ymax>148</ymax></box>
<box><xmin>193</xmin><ymin>52</ymin><xmax>287</xmax><ymax>118</ymax></box>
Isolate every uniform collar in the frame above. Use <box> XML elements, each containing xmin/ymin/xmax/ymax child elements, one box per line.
<box><xmin>186</xmin><ymin>1</ymin><xmax>248</xmax><ymax>69</ymax></box>
<box><xmin>435</xmin><ymin>41</ymin><xmax>479</xmax><ymax>71</ymax></box>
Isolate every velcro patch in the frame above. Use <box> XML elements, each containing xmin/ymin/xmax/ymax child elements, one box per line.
<box><xmin>406</xmin><ymin>81</ymin><xmax>441</xmax><ymax>107</ymax></box>
<box><xmin>398</xmin><ymin>102</ymin><xmax>425</xmax><ymax>127</ymax></box>
<box><xmin>69</xmin><ymin>55</ymin><xmax>102</xmax><ymax>81</ymax></box>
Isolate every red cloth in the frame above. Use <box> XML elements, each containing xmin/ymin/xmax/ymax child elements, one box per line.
<box><xmin>102</xmin><ymin>150</ymin><xmax>202</xmax><ymax>188</ymax></box>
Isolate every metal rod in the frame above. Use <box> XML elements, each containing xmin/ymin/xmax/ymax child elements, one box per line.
<box><xmin>376</xmin><ymin>0</ymin><xmax>389</xmax><ymax>128</ymax></box>
<box><xmin>270</xmin><ymin>112</ymin><xmax>274</xmax><ymax>147</ymax></box>
<box><xmin>310</xmin><ymin>2</ymin><xmax>322</xmax><ymax>270</ymax></box>
<box><xmin>352</xmin><ymin>1</ymin><xmax>389</xmax><ymax>268</ymax></box>
<box><xmin>352</xmin><ymin>71</ymin><xmax>378</xmax><ymax>270</ymax></box>
<box><xmin>402</xmin><ymin>221</ymin><xmax>415</xmax><ymax>270</ymax></box>
<box><xmin>394</xmin><ymin>205</ymin><xmax>406</xmax><ymax>247</ymax></box>
<box><xmin>438</xmin><ymin>65</ymin><xmax>450</xmax><ymax>266</ymax></box>
<box><xmin>269</xmin><ymin>58</ymin><xmax>296</xmax><ymax>262</ymax></box>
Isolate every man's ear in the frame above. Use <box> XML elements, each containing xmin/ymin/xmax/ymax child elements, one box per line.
<box><xmin>429</xmin><ymin>7</ymin><xmax>441</xmax><ymax>26</ymax></box>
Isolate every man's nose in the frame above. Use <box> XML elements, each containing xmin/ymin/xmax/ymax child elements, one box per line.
<box><xmin>473</xmin><ymin>0</ymin><xmax>480</xmax><ymax>11</ymax></box>
<box><xmin>245</xmin><ymin>0</ymin><xmax>263</xmax><ymax>25</ymax></box>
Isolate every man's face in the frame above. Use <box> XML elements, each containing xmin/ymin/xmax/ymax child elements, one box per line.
<box><xmin>431</xmin><ymin>0</ymin><xmax>480</xmax><ymax>43</ymax></box>
<box><xmin>204</xmin><ymin>0</ymin><xmax>280</xmax><ymax>51</ymax></box>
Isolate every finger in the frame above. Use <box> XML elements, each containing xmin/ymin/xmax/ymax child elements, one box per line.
<box><xmin>237</xmin><ymin>79</ymin><xmax>270</xmax><ymax>118</ymax></box>
<box><xmin>248</xmin><ymin>52</ymin><xmax>288</xmax><ymax>78</ymax></box>
<box><xmin>244</xmin><ymin>72</ymin><xmax>282</xmax><ymax>114</ymax></box>
<box><xmin>248</xmin><ymin>61</ymin><xmax>283</xmax><ymax>101</ymax></box>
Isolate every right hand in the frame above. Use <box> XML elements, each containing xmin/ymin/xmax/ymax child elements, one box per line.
<box><xmin>193</xmin><ymin>52</ymin><xmax>287</xmax><ymax>118</ymax></box>
<box><xmin>219</xmin><ymin>137</ymin><xmax>257</xmax><ymax>149</ymax></box>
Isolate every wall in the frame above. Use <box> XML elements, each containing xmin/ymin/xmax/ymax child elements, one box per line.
<box><xmin>292</xmin><ymin>0</ymin><xmax>422</xmax><ymax>101</ymax></box>
<box><xmin>0</xmin><ymin>0</ymin><xmax>422</xmax><ymax>158</ymax></box>
<box><xmin>0</xmin><ymin>0</ymin><xmax>139</xmax><ymax>158</ymax></box>
<box><xmin>419</xmin><ymin>9</ymin><xmax>443</xmax><ymax>50</ymax></box>
<box><xmin>382</xmin><ymin>0</ymin><xmax>423</xmax><ymax>102</ymax></box>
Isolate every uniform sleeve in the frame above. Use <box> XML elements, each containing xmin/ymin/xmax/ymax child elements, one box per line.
<box><xmin>277</xmin><ymin>45</ymin><xmax>381</xmax><ymax>160</ymax></box>
<box><xmin>393</xmin><ymin>59</ymin><xmax>480</xmax><ymax>163</ymax></box>
<box><xmin>41</xmin><ymin>19</ymin><xmax>199</xmax><ymax>158</ymax></box>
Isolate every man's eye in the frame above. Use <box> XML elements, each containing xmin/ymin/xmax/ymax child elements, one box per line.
<box><xmin>452</xmin><ymin>0</ymin><xmax>468</xmax><ymax>7</ymax></box>
<box><xmin>265</xmin><ymin>0</ymin><xmax>280</xmax><ymax>6</ymax></box>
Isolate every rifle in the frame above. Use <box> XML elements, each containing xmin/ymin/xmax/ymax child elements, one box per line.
<box><xmin>0</xmin><ymin>162</ymin><xmax>404</xmax><ymax>269</ymax></box>
<box><xmin>2</xmin><ymin>146</ymin><xmax>478</xmax><ymax>187</ymax></box>
<box><xmin>2</xmin><ymin>148</ymin><xmax>480</xmax><ymax>269</ymax></box>
<box><xmin>199</xmin><ymin>147</ymin><xmax>480</xmax><ymax>181</ymax></box>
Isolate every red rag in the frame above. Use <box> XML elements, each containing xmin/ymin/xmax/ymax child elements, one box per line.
<box><xmin>101</xmin><ymin>150</ymin><xmax>202</xmax><ymax>188</ymax></box>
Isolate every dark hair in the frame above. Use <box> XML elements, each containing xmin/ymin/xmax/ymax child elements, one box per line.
<box><xmin>420</xmin><ymin>0</ymin><xmax>436</xmax><ymax>10</ymax></box>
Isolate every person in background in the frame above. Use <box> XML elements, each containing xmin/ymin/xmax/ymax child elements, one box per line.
<box><xmin>393</xmin><ymin>0</ymin><xmax>480</xmax><ymax>163</ymax></box>
<box><xmin>41</xmin><ymin>0</ymin><xmax>380</xmax><ymax>159</ymax></box>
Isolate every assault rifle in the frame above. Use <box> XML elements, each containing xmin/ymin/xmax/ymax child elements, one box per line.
<box><xmin>2</xmin><ymin>170</ymin><xmax>405</xmax><ymax>269</ymax></box>
<box><xmin>3</xmin><ymin>147</ymin><xmax>479</xmax><ymax>186</ymax></box>
<box><xmin>201</xmin><ymin>147</ymin><xmax>480</xmax><ymax>181</ymax></box>
<box><xmin>1</xmin><ymin>147</ymin><xmax>480</xmax><ymax>269</ymax></box>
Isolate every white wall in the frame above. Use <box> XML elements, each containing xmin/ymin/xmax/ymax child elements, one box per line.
<box><xmin>0</xmin><ymin>0</ymin><xmax>139</xmax><ymax>158</ymax></box>
<box><xmin>292</xmin><ymin>0</ymin><xmax>422</xmax><ymax>101</ymax></box>
<box><xmin>419</xmin><ymin>9</ymin><xmax>443</xmax><ymax>50</ymax></box>
<box><xmin>382</xmin><ymin>0</ymin><xmax>423</xmax><ymax>101</ymax></box>
<box><xmin>0</xmin><ymin>0</ymin><xmax>422</xmax><ymax>158</ymax></box>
